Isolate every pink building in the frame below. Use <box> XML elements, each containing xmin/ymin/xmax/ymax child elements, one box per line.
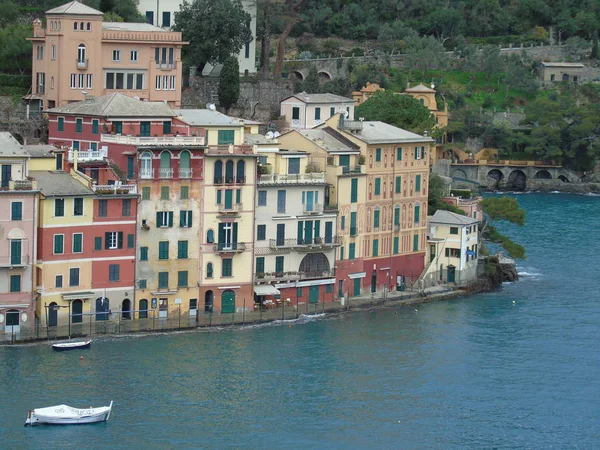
<box><xmin>442</xmin><ymin>196</ymin><xmax>483</xmax><ymax>222</ymax></box>
<box><xmin>0</xmin><ymin>133</ymin><xmax>55</xmax><ymax>337</ymax></box>
<box><xmin>27</xmin><ymin>1</ymin><xmax>187</xmax><ymax>113</ymax></box>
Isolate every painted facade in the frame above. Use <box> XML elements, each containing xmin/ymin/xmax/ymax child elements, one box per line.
<box><xmin>280</xmin><ymin>93</ymin><xmax>355</xmax><ymax>129</ymax></box>
<box><xmin>28</xmin><ymin>1</ymin><xmax>186</xmax><ymax>111</ymax></box>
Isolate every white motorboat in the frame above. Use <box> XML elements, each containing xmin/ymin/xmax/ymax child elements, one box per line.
<box><xmin>24</xmin><ymin>401</ymin><xmax>113</xmax><ymax>426</ymax></box>
<box><xmin>52</xmin><ymin>340</ymin><xmax>92</xmax><ymax>351</ymax></box>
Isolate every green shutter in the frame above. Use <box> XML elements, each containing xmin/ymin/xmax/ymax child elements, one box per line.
<box><xmin>142</xmin><ymin>187</ymin><xmax>150</xmax><ymax>200</ymax></box>
<box><xmin>349</xmin><ymin>243</ymin><xmax>355</xmax><ymax>260</ymax></box>
<box><xmin>395</xmin><ymin>176</ymin><xmax>401</xmax><ymax>194</ymax></box>
<box><xmin>156</xmin><ymin>211</ymin><xmax>161</xmax><ymax>227</ymax></box>
<box><xmin>374</xmin><ymin>210</ymin><xmax>380</xmax><ymax>228</ymax></box>
<box><xmin>76</xmin><ymin>118</ymin><xmax>82</xmax><ymax>132</ymax></box>
<box><xmin>339</xmin><ymin>246</ymin><xmax>344</xmax><ymax>261</ymax></box>
<box><xmin>161</xmin><ymin>186</ymin><xmax>169</xmax><ymax>200</ymax></box>
<box><xmin>394</xmin><ymin>207</ymin><xmax>400</xmax><ymax>226</ymax></box>
<box><xmin>118</xmin><ymin>232</ymin><xmax>123</xmax><ymax>249</ymax></box>
<box><xmin>177</xmin><ymin>270</ymin><xmax>188</xmax><ymax>287</ymax></box>
<box><xmin>275</xmin><ymin>256</ymin><xmax>284</xmax><ymax>273</ymax></box>
<box><xmin>297</xmin><ymin>221</ymin><xmax>303</xmax><ymax>244</ymax></box>
<box><xmin>413</xmin><ymin>234</ymin><xmax>419</xmax><ymax>251</ymax></box>
<box><xmin>95</xmin><ymin>236</ymin><xmax>102</xmax><ymax>250</ymax></box>
<box><xmin>168</xmin><ymin>211</ymin><xmax>174</xmax><ymax>227</ymax></box>
<box><xmin>393</xmin><ymin>237</ymin><xmax>399</xmax><ymax>254</ymax></box>
<box><xmin>127</xmin><ymin>234</ymin><xmax>134</xmax><ymax>248</ymax></box>
<box><xmin>10</xmin><ymin>275</ymin><xmax>21</xmax><ymax>293</ymax></box>
<box><xmin>255</xmin><ymin>257</ymin><xmax>264</xmax><ymax>274</ymax></box>
<box><xmin>373</xmin><ymin>239</ymin><xmax>378</xmax><ymax>256</ymax></box>
<box><xmin>397</xmin><ymin>147</ymin><xmax>402</xmax><ymax>160</ymax></box>
<box><xmin>54</xmin><ymin>235</ymin><xmax>63</xmax><ymax>253</ymax></box>
<box><xmin>140</xmin><ymin>247</ymin><xmax>148</xmax><ymax>260</ymax></box>
<box><xmin>235</xmin><ymin>189</ymin><xmax>241</xmax><ymax>204</ymax></box>
<box><xmin>181</xmin><ymin>186</ymin><xmax>189</xmax><ymax>199</ymax></box>
<box><xmin>375</xmin><ymin>178</ymin><xmax>381</xmax><ymax>195</ymax></box>
<box><xmin>58</xmin><ymin>117</ymin><xmax>64</xmax><ymax>132</ymax></box>
<box><xmin>73</xmin><ymin>233</ymin><xmax>82</xmax><ymax>252</ymax></box>
<box><xmin>92</xmin><ymin>120</ymin><xmax>99</xmax><ymax>134</ymax></box>
<box><xmin>11</xmin><ymin>240</ymin><xmax>21</xmax><ymax>264</ymax></box>
<box><xmin>216</xmin><ymin>190</ymin><xmax>222</xmax><ymax>204</ymax></box>
<box><xmin>416</xmin><ymin>175</ymin><xmax>421</xmax><ymax>192</ymax></box>
<box><xmin>376</xmin><ymin>148</ymin><xmax>381</xmax><ymax>162</ymax></box>
<box><xmin>187</xmin><ymin>211</ymin><xmax>192</xmax><ymax>227</ymax></box>
<box><xmin>314</xmin><ymin>220</ymin><xmax>320</xmax><ymax>238</ymax></box>
<box><xmin>414</xmin><ymin>205</ymin><xmax>420</xmax><ymax>223</ymax></box>
<box><xmin>350</xmin><ymin>178</ymin><xmax>358</xmax><ymax>203</ymax></box>
<box><xmin>11</xmin><ymin>202</ymin><xmax>22</xmax><ymax>220</ymax></box>
<box><xmin>178</xmin><ymin>240</ymin><xmax>188</xmax><ymax>259</ymax></box>
<box><xmin>163</xmin><ymin>121</ymin><xmax>172</xmax><ymax>134</ymax></box>
<box><xmin>350</xmin><ymin>212</ymin><xmax>357</xmax><ymax>236</ymax></box>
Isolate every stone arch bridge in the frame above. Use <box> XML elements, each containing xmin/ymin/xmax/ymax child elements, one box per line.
<box><xmin>450</xmin><ymin>163</ymin><xmax>580</xmax><ymax>190</ymax></box>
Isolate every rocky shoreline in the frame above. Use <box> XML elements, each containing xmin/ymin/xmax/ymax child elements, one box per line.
<box><xmin>486</xmin><ymin>180</ymin><xmax>600</xmax><ymax>195</ymax></box>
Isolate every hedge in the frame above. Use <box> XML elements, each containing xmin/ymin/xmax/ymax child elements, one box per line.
<box><xmin>0</xmin><ymin>74</ymin><xmax>31</xmax><ymax>88</ymax></box>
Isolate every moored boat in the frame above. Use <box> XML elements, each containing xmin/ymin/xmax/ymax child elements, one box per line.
<box><xmin>24</xmin><ymin>401</ymin><xmax>113</xmax><ymax>426</ymax></box>
<box><xmin>51</xmin><ymin>340</ymin><xmax>92</xmax><ymax>351</ymax></box>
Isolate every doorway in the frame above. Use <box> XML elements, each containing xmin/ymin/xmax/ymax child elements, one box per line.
<box><xmin>221</xmin><ymin>290</ymin><xmax>235</xmax><ymax>313</ymax></box>
<box><xmin>72</xmin><ymin>299</ymin><xmax>83</xmax><ymax>323</ymax></box>
<box><xmin>122</xmin><ymin>298</ymin><xmax>131</xmax><ymax>320</ymax></box>
<box><xmin>139</xmin><ymin>299</ymin><xmax>148</xmax><ymax>319</ymax></box>
<box><xmin>447</xmin><ymin>265</ymin><xmax>456</xmax><ymax>283</ymax></box>
<box><xmin>309</xmin><ymin>286</ymin><xmax>319</xmax><ymax>303</ymax></box>
<box><xmin>48</xmin><ymin>302</ymin><xmax>58</xmax><ymax>327</ymax></box>
<box><xmin>353</xmin><ymin>278</ymin><xmax>361</xmax><ymax>297</ymax></box>
<box><xmin>204</xmin><ymin>290</ymin><xmax>214</xmax><ymax>312</ymax></box>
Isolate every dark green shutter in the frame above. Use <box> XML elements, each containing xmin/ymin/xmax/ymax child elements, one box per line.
<box><xmin>105</xmin><ymin>232</ymin><xmax>110</xmax><ymax>249</ymax></box>
<box><xmin>297</xmin><ymin>221</ymin><xmax>303</xmax><ymax>244</ymax></box>
<box><xmin>216</xmin><ymin>190</ymin><xmax>222</xmax><ymax>204</ymax></box>
<box><xmin>414</xmin><ymin>205</ymin><xmax>420</xmax><ymax>223</ymax></box>
<box><xmin>218</xmin><ymin>224</ymin><xmax>225</xmax><ymax>246</ymax></box>
<box><xmin>232</xmin><ymin>222</ymin><xmax>238</xmax><ymax>247</ymax></box>
<box><xmin>95</xmin><ymin>237</ymin><xmax>102</xmax><ymax>250</ymax></box>
<box><xmin>168</xmin><ymin>211</ymin><xmax>174</xmax><ymax>227</ymax></box>
<box><xmin>187</xmin><ymin>211</ymin><xmax>192</xmax><ymax>227</ymax></box>
<box><xmin>127</xmin><ymin>234</ymin><xmax>134</xmax><ymax>248</ymax></box>
<box><xmin>180</xmin><ymin>210</ymin><xmax>185</xmax><ymax>227</ymax></box>
<box><xmin>314</xmin><ymin>220</ymin><xmax>320</xmax><ymax>238</ymax></box>
<box><xmin>235</xmin><ymin>189</ymin><xmax>241</xmax><ymax>204</ymax></box>
<box><xmin>117</xmin><ymin>232</ymin><xmax>123</xmax><ymax>249</ymax></box>
<box><xmin>416</xmin><ymin>175</ymin><xmax>421</xmax><ymax>192</ymax></box>
<box><xmin>156</xmin><ymin>212</ymin><xmax>161</xmax><ymax>227</ymax></box>
<box><xmin>351</xmin><ymin>178</ymin><xmax>358</xmax><ymax>203</ymax></box>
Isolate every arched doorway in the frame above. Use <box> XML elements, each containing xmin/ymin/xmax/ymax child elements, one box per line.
<box><xmin>122</xmin><ymin>298</ymin><xmax>131</xmax><ymax>320</ymax></box>
<box><xmin>48</xmin><ymin>302</ymin><xmax>58</xmax><ymax>327</ymax></box>
<box><xmin>451</xmin><ymin>169</ymin><xmax>467</xmax><ymax>179</ymax></box>
<box><xmin>534</xmin><ymin>170</ymin><xmax>552</xmax><ymax>179</ymax></box>
<box><xmin>291</xmin><ymin>71</ymin><xmax>304</xmax><ymax>81</ymax></box>
<box><xmin>487</xmin><ymin>169</ymin><xmax>504</xmax><ymax>181</ymax></box>
<box><xmin>204</xmin><ymin>290</ymin><xmax>214</xmax><ymax>312</ymax></box>
<box><xmin>507</xmin><ymin>170</ymin><xmax>527</xmax><ymax>190</ymax></box>
<box><xmin>139</xmin><ymin>299</ymin><xmax>148</xmax><ymax>319</ymax></box>
<box><xmin>558</xmin><ymin>175</ymin><xmax>570</xmax><ymax>183</ymax></box>
<box><xmin>299</xmin><ymin>253</ymin><xmax>331</xmax><ymax>278</ymax></box>
<box><xmin>221</xmin><ymin>290</ymin><xmax>235</xmax><ymax>314</ymax></box>
<box><xmin>317</xmin><ymin>71</ymin><xmax>332</xmax><ymax>82</ymax></box>
<box><xmin>72</xmin><ymin>299</ymin><xmax>83</xmax><ymax>323</ymax></box>
<box><xmin>95</xmin><ymin>297</ymin><xmax>110</xmax><ymax>321</ymax></box>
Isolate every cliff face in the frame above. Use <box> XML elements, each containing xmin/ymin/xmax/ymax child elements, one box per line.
<box><xmin>524</xmin><ymin>180</ymin><xmax>600</xmax><ymax>194</ymax></box>
<box><xmin>483</xmin><ymin>255</ymin><xmax>519</xmax><ymax>288</ymax></box>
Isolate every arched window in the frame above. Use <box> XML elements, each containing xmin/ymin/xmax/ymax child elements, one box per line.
<box><xmin>159</xmin><ymin>151</ymin><xmax>171</xmax><ymax>178</ymax></box>
<box><xmin>214</xmin><ymin>160</ymin><xmax>223</xmax><ymax>184</ymax></box>
<box><xmin>73</xmin><ymin>21</ymin><xmax>78</xmax><ymax>30</ymax></box>
<box><xmin>140</xmin><ymin>151</ymin><xmax>152</xmax><ymax>178</ymax></box>
<box><xmin>419</xmin><ymin>98</ymin><xmax>425</xmax><ymax>105</ymax></box>
<box><xmin>236</xmin><ymin>160</ymin><xmax>245</xmax><ymax>183</ymax></box>
<box><xmin>394</xmin><ymin>205</ymin><xmax>400</xmax><ymax>229</ymax></box>
<box><xmin>51</xmin><ymin>77</ymin><xmax>55</xmax><ymax>89</ymax></box>
<box><xmin>206</xmin><ymin>262</ymin><xmax>213</xmax><ymax>278</ymax></box>
<box><xmin>77</xmin><ymin>44</ymin><xmax>86</xmax><ymax>63</ymax></box>
<box><xmin>80</xmin><ymin>22</ymin><xmax>84</xmax><ymax>30</ymax></box>
<box><xmin>179</xmin><ymin>150</ymin><xmax>191</xmax><ymax>178</ymax></box>
<box><xmin>87</xmin><ymin>22</ymin><xmax>91</xmax><ymax>31</ymax></box>
<box><xmin>206</xmin><ymin>229</ymin><xmax>214</xmax><ymax>243</ymax></box>
<box><xmin>225</xmin><ymin>160</ymin><xmax>234</xmax><ymax>183</ymax></box>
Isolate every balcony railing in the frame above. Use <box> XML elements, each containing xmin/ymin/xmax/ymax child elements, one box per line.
<box><xmin>156</xmin><ymin>60</ymin><xmax>176</xmax><ymax>70</ymax></box>
<box><xmin>179</xmin><ymin>168</ymin><xmax>192</xmax><ymax>179</ymax></box>
<box><xmin>269</xmin><ymin>236</ymin><xmax>342</xmax><ymax>249</ymax></box>
<box><xmin>0</xmin><ymin>254</ymin><xmax>29</xmax><ymax>268</ymax></box>
<box><xmin>68</xmin><ymin>148</ymin><xmax>108</xmax><ymax>162</ymax></box>
<box><xmin>76</xmin><ymin>58</ymin><xmax>88</xmax><ymax>69</ymax></box>
<box><xmin>205</xmin><ymin>144</ymin><xmax>255</xmax><ymax>155</ymax></box>
<box><xmin>258</xmin><ymin>173</ymin><xmax>325</xmax><ymax>184</ymax></box>
<box><xmin>303</xmin><ymin>203</ymin><xmax>323</xmax><ymax>215</ymax></box>
<box><xmin>256</xmin><ymin>269</ymin><xmax>336</xmax><ymax>281</ymax></box>
<box><xmin>101</xmin><ymin>134</ymin><xmax>205</xmax><ymax>146</ymax></box>
<box><xmin>342</xmin><ymin>166</ymin><xmax>363</xmax><ymax>174</ymax></box>
<box><xmin>9</xmin><ymin>180</ymin><xmax>37</xmax><ymax>190</ymax></box>
<box><xmin>93</xmin><ymin>184</ymin><xmax>137</xmax><ymax>195</ymax></box>
<box><xmin>340</xmin><ymin>119</ymin><xmax>363</xmax><ymax>131</ymax></box>
<box><xmin>217</xmin><ymin>203</ymin><xmax>243</xmax><ymax>214</ymax></box>
<box><xmin>140</xmin><ymin>168</ymin><xmax>154</xmax><ymax>179</ymax></box>
<box><xmin>214</xmin><ymin>242</ymin><xmax>246</xmax><ymax>253</ymax></box>
<box><xmin>158</xmin><ymin>168</ymin><xmax>174</xmax><ymax>179</ymax></box>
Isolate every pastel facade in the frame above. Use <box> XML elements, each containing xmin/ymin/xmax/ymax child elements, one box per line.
<box><xmin>280</xmin><ymin>93</ymin><xmax>355</xmax><ymax>129</ymax></box>
<box><xmin>28</xmin><ymin>1</ymin><xmax>186</xmax><ymax>111</ymax></box>
<box><xmin>424</xmin><ymin>210</ymin><xmax>479</xmax><ymax>287</ymax></box>
<box><xmin>441</xmin><ymin>196</ymin><xmax>483</xmax><ymax>221</ymax></box>
<box><xmin>254</xmin><ymin>149</ymin><xmax>338</xmax><ymax>306</ymax></box>
<box><xmin>352</xmin><ymin>82</ymin><xmax>384</xmax><ymax>105</ymax></box>
<box><xmin>136</xmin><ymin>0</ymin><xmax>257</xmax><ymax>75</ymax></box>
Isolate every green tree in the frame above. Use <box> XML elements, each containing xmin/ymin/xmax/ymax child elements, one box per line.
<box><xmin>404</xmin><ymin>35</ymin><xmax>448</xmax><ymax>77</ymax></box>
<box><xmin>480</xmin><ymin>196</ymin><xmax>526</xmax><ymax>259</ymax></box>
<box><xmin>174</xmin><ymin>0</ymin><xmax>252</xmax><ymax>72</ymax></box>
<box><xmin>0</xmin><ymin>24</ymin><xmax>32</xmax><ymax>74</ymax></box>
<box><xmin>428</xmin><ymin>175</ymin><xmax>466</xmax><ymax>215</ymax></box>
<box><xmin>301</xmin><ymin>65</ymin><xmax>320</xmax><ymax>93</ymax></box>
<box><xmin>420</xmin><ymin>9</ymin><xmax>465</xmax><ymax>45</ymax></box>
<box><xmin>0</xmin><ymin>0</ymin><xmax>19</xmax><ymax>27</ymax></box>
<box><xmin>356</xmin><ymin>91</ymin><xmax>436</xmax><ymax>134</ymax></box>
<box><xmin>218</xmin><ymin>56</ymin><xmax>240</xmax><ymax>114</ymax></box>
<box><xmin>98</xmin><ymin>0</ymin><xmax>145</xmax><ymax>22</ymax></box>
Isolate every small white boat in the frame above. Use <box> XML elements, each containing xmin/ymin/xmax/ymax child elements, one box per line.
<box><xmin>52</xmin><ymin>340</ymin><xmax>92</xmax><ymax>351</ymax></box>
<box><xmin>24</xmin><ymin>401</ymin><xmax>113</xmax><ymax>426</ymax></box>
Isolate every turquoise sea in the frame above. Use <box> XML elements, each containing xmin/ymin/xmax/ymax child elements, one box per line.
<box><xmin>1</xmin><ymin>193</ymin><xmax>599</xmax><ymax>449</ymax></box>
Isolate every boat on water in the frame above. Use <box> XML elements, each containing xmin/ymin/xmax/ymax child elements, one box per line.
<box><xmin>24</xmin><ymin>401</ymin><xmax>113</xmax><ymax>426</ymax></box>
<box><xmin>51</xmin><ymin>340</ymin><xmax>92</xmax><ymax>351</ymax></box>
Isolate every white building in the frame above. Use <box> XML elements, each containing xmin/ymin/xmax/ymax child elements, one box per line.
<box><xmin>253</xmin><ymin>145</ymin><xmax>339</xmax><ymax>306</ymax></box>
<box><xmin>137</xmin><ymin>0</ymin><xmax>257</xmax><ymax>75</ymax></box>
<box><xmin>280</xmin><ymin>93</ymin><xmax>355</xmax><ymax>129</ymax></box>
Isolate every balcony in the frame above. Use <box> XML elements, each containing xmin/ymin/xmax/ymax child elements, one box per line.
<box><xmin>156</xmin><ymin>60</ymin><xmax>176</xmax><ymax>70</ymax></box>
<box><xmin>92</xmin><ymin>184</ymin><xmax>137</xmax><ymax>195</ymax></box>
<box><xmin>205</xmin><ymin>144</ymin><xmax>255</xmax><ymax>155</ymax></box>
<box><xmin>76</xmin><ymin>58</ymin><xmax>88</xmax><ymax>69</ymax></box>
<box><xmin>342</xmin><ymin>166</ymin><xmax>363</xmax><ymax>174</ymax></box>
<box><xmin>303</xmin><ymin>203</ymin><xmax>323</xmax><ymax>215</ymax></box>
<box><xmin>0</xmin><ymin>254</ymin><xmax>29</xmax><ymax>269</ymax></box>
<box><xmin>68</xmin><ymin>148</ymin><xmax>108</xmax><ymax>162</ymax></box>
<box><xmin>8</xmin><ymin>180</ymin><xmax>37</xmax><ymax>191</ymax></box>
<box><xmin>140</xmin><ymin>168</ymin><xmax>154</xmax><ymax>179</ymax></box>
<box><xmin>179</xmin><ymin>168</ymin><xmax>192</xmax><ymax>179</ymax></box>
<box><xmin>256</xmin><ymin>269</ymin><xmax>336</xmax><ymax>281</ymax></box>
<box><xmin>101</xmin><ymin>134</ymin><xmax>205</xmax><ymax>146</ymax></box>
<box><xmin>269</xmin><ymin>236</ymin><xmax>342</xmax><ymax>251</ymax></box>
<box><xmin>214</xmin><ymin>242</ymin><xmax>246</xmax><ymax>253</ymax></box>
<box><xmin>258</xmin><ymin>173</ymin><xmax>325</xmax><ymax>184</ymax></box>
<box><xmin>340</xmin><ymin>119</ymin><xmax>363</xmax><ymax>131</ymax></box>
<box><xmin>217</xmin><ymin>203</ymin><xmax>243</xmax><ymax>214</ymax></box>
<box><xmin>158</xmin><ymin>168</ymin><xmax>174</xmax><ymax>179</ymax></box>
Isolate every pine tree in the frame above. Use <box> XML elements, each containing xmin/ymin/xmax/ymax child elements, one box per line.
<box><xmin>218</xmin><ymin>57</ymin><xmax>240</xmax><ymax>114</ymax></box>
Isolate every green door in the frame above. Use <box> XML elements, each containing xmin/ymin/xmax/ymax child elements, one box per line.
<box><xmin>140</xmin><ymin>121</ymin><xmax>151</xmax><ymax>137</ymax></box>
<box><xmin>71</xmin><ymin>300</ymin><xmax>83</xmax><ymax>323</ymax></box>
<box><xmin>448</xmin><ymin>266</ymin><xmax>456</xmax><ymax>283</ymax></box>
<box><xmin>309</xmin><ymin>286</ymin><xmax>319</xmax><ymax>303</ymax></box>
<box><xmin>221</xmin><ymin>290</ymin><xmax>235</xmax><ymax>313</ymax></box>
<box><xmin>224</xmin><ymin>190</ymin><xmax>233</xmax><ymax>209</ymax></box>
<box><xmin>353</xmin><ymin>278</ymin><xmax>361</xmax><ymax>297</ymax></box>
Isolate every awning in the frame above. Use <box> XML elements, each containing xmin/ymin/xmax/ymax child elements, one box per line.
<box><xmin>253</xmin><ymin>284</ymin><xmax>280</xmax><ymax>296</ymax></box>
<box><xmin>62</xmin><ymin>291</ymin><xmax>95</xmax><ymax>300</ymax></box>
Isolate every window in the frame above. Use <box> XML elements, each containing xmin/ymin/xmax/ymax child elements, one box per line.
<box><xmin>157</xmin><ymin>211</ymin><xmax>174</xmax><ymax>227</ymax></box>
<box><xmin>351</xmin><ymin>178</ymin><xmax>358</xmax><ymax>203</ymax></box>
<box><xmin>177</xmin><ymin>240</ymin><xmax>188</xmax><ymax>259</ymax></box>
<box><xmin>341</xmin><ymin>216</ymin><xmax>345</xmax><ymax>230</ymax></box>
<box><xmin>11</xmin><ymin>202</ymin><xmax>22</xmax><ymax>220</ymax></box>
<box><xmin>58</xmin><ymin>117</ymin><xmax>64</xmax><ymax>132</ymax></box>
<box><xmin>159</xmin><ymin>241</ymin><xmax>169</xmax><ymax>260</ymax></box>
<box><xmin>394</xmin><ymin>206</ymin><xmax>400</xmax><ymax>228</ymax></box>
<box><xmin>414</xmin><ymin>204</ymin><xmax>420</xmax><ymax>224</ymax></box>
<box><xmin>90</xmin><ymin>142</ymin><xmax>98</xmax><ymax>152</ymax></box>
<box><xmin>55</xmin><ymin>198</ymin><xmax>65</xmax><ymax>217</ymax></box>
<box><xmin>217</xmin><ymin>130</ymin><xmax>235</xmax><ymax>145</ymax></box>
<box><xmin>10</xmin><ymin>275</ymin><xmax>21</xmax><ymax>293</ymax></box>
<box><xmin>71</xmin><ymin>73</ymin><xmax>76</xmax><ymax>89</ymax></box>
<box><xmin>109</xmin><ymin>264</ymin><xmax>120</xmax><ymax>282</ymax></box>
<box><xmin>69</xmin><ymin>268</ymin><xmax>80</xmax><ymax>287</ymax></box>
<box><xmin>10</xmin><ymin>240</ymin><xmax>21</xmax><ymax>265</ymax></box>
<box><xmin>255</xmin><ymin>257</ymin><xmax>265</xmax><ymax>276</ymax></box>
<box><xmin>413</xmin><ymin>234</ymin><xmax>419</xmax><ymax>251</ymax></box>
<box><xmin>163</xmin><ymin>121</ymin><xmax>171</xmax><ymax>134</ymax></box>
<box><xmin>397</xmin><ymin>147</ymin><xmax>403</xmax><ymax>160</ymax></box>
<box><xmin>106</xmin><ymin>71</ymin><xmax>144</xmax><ymax>90</ymax></box>
<box><xmin>155</xmin><ymin>75</ymin><xmax>161</xmax><ymax>90</ymax></box>
<box><xmin>158</xmin><ymin>272</ymin><xmax>169</xmax><ymax>289</ymax></box>
<box><xmin>146</xmin><ymin>11</ymin><xmax>154</xmax><ymax>24</ymax></box>
<box><xmin>161</xmin><ymin>186</ymin><xmax>169</xmax><ymax>200</ymax></box>
<box><xmin>77</xmin><ymin>44</ymin><xmax>85</xmax><ymax>63</ymax></box>
<box><xmin>373</xmin><ymin>209</ymin><xmax>380</xmax><ymax>229</ymax></box>
<box><xmin>288</xmin><ymin>158</ymin><xmax>300</xmax><ymax>175</ymax></box>
<box><xmin>339</xmin><ymin>247</ymin><xmax>344</xmax><ymax>261</ymax></box>
<box><xmin>297</xmin><ymin>287</ymin><xmax>303</xmax><ymax>297</ymax></box>
<box><xmin>142</xmin><ymin>187</ymin><xmax>150</xmax><ymax>200</ymax></box>
<box><xmin>374</xmin><ymin>178</ymin><xmax>381</xmax><ymax>195</ymax></box>
<box><xmin>277</xmin><ymin>190</ymin><xmax>286</xmax><ymax>213</ymax></box>
<box><xmin>73</xmin><ymin>141</ymin><xmax>79</xmax><ymax>151</ymax></box>
<box><xmin>113</xmin><ymin>50</ymin><xmax>121</xmax><ymax>61</ymax></box>
<box><xmin>180</xmin><ymin>210</ymin><xmax>192</xmax><ymax>228</ymax></box>
<box><xmin>79</xmin><ymin>73</ymin><xmax>84</xmax><ymax>89</ymax></box>
<box><xmin>162</xmin><ymin>11</ymin><xmax>171</xmax><ymax>27</ymax></box>
<box><xmin>373</xmin><ymin>239</ymin><xmax>379</xmax><ymax>256</ymax></box>
<box><xmin>350</xmin><ymin>212</ymin><xmax>357</xmax><ymax>236</ymax></box>
<box><xmin>330</xmin><ymin>107</ymin><xmax>335</xmax><ymax>117</ymax></box>
<box><xmin>450</xmin><ymin>227</ymin><xmax>459</xmax><ymax>235</ymax></box>
<box><xmin>55</xmin><ymin>275</ymin><xmax>63</xmax><ymax>288</ymax></box>
<box><xmin>130</xmin><ymin>50</ymin><xmax>138</xmax><ymax>62</ymax></box>
<box><xmin>36</xmin><ymin>45</ymin><xmax>44</xmax><ymax>60</ymax></box>
<box><xmin>178</xmin><ymin>271</ymin><xmax>188</xmax><ymax>287</ymax></box>
<box><xmin>375</xmin><ymin>148</ymin><xmax>381</xmax><ymax>162</ymax></box>
<box><xmin>94</xmin><ymin>236</ymin><xmax>102</xmax><ymax>250</ymax></box>
<box><xmin>207</xmin><ymin>230</ymin><xmax>214</xmax><ymax>243</ymax></box>
<box><xmin>393</xmin><ymin>237</ymin><xmax>399</xmax><ymax>254</ymax></box>
<box><xmin>222</xmin><ymin>258</ymin><xmax>232</xmax><ymax>277</ymax></box>
<box><xmin>86</xmin><ymin>74</ymin><xmax>93</xmax><ymax>89</ymax></box>
<box><xmin>315</xmin><ymin>107</ymin><xmax>321</xmax><ymax>120</ymax></box>
<box><xmin>127</xmin><ymin>234</ymin><xmax>134</xmax><ymax>249</ymax></box>
<box><xmin>257</xmin><ymin>224</ymin><xmax>266</xmax><ymax>241</ymax></box>
<box><xmin>98</xmin><ymin>199</ymin><xmax>107</xmax><ymax>217</ymax></box>
<box><xmin>51</xmin><ymin>44</ymin><xmax>56</xmax><ymax>60</ymax></box>
<box><xmin>87</xmin><ymin>22</ymin><xmax>91</xmax><ymax>31</ymax></box>
<box><xmin>54</xmin><ymin>235</ymin><xmax>64</xmax><ymax>254</ymax></box>
<box><xmin>416</xmin><ymin>175</ymin><xmax>421</xmax><ymax>192</ymax></box>
<box><xmin>122</xmin><ymin>199</ymin><xmax>131</xmax><ymax>216</ymax></box>
<box><xmin>275</xmin><ymin>256</ymin><xmax>284</xmax><ymax>273</ymax></box>
<box><xmin>349</xmin><ymin>243</ymin><xmax>356</xmax><ymax>260</ymax></box>
<box><xmin>181</xmin><ymin>186</ymin><xmax>189</xmax><ymax>199</ymax></box>
<box><xmin>140</xmin><ymin>246</ymin><xmax>148</xmax><ymax>261</ymax></box>
<box><xmin>258</xmin><ymin>190</ymin><xmax>267</xmax><ymax>206</ymax></box>
<box><xmin>73</xmin><ymin>233</ymin><xmax>83</xmax><ymax>253</ymax></box>
<box><xmin>91</xmin><ymin>119</ymin><xmax>99</xmax><ymax>135</ymax></box>
<box><xmin>206</xmin><ymin>262</ymin><xmax>213</xmax><ymax>278</ymax></box>
<box><xmin>105</xmin><ymin>231</ymin><xmax>123</xmax><ymax>249</ymax></box>
<box><xmin>236</xmin><ymin>160</ymin><xmax>245</xmax><ymax>183</ymax></box>
<box><xmin>140</xmin><ymin>121</ymin><xmax>151</xmax><ymax>137</ymax></box>
<box><xmin>292</xmin><ymin>107</ymin><xmax>300</xmax><ymax>120</ymax></box>
<box><xmin>73</xmin><ymin>197</ymin><xmax>84</xmax><ymax>216</ymax></box>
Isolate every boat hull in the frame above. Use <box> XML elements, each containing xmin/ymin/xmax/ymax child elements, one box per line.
<box><xmin>52</xmin><ymin>340</ymin><xmax>91</xmax><ymax>351</ymax></box>
<box><xmin>24</xmin><ymin>401</ymin><xmax>112</xmax><ymax>426</ymax></box>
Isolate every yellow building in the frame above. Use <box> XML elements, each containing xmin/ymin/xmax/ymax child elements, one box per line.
<box><xmin>352</xmin><ymin>82</ymin><xmax>384</xmax><ymax>105</ymax></box>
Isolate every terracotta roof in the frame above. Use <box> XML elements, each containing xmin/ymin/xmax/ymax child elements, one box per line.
<box><xmin>405</xmin><ymin>83</ymin><xmax>437</xmax><ymax>93</ymax></box>
<box><xmin>46</xmin><ymin>1</ymin><xmax>102</xmax><ymax>15</ymax></box>
<box><xmin>46</xmin><ymin>93</ymin><xmax>176</xmax><ymax>118</ymax></box>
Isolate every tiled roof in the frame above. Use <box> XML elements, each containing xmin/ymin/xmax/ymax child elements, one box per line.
<box><xmin>430</xmin><ymin>210</ymin><xmax>479</xmax><ymax>226</ymax></box>
<box><xmin>46</xmin><ymin>93</ymin><xmax>176</xmax><ymax>117</ymax></box>
<box><xmin>46</xmin><ymin>1</ymin><xmax>102</xmax><ymax>15</ymax></box>
<box><xmin>405</xmin><ymin>83</ymin><xmax>437</xmax><ymax>93</ymax></box>
<box><xmin>283</xmin><ymin>92</ymin><xmax>355</xmax><ymax>104</ymax></box>
<box><xmin>293</xmin><ymin>128</ymin><xmax>359</xmax><ymax>154</ymax></box>
<box><xmin>174</xmin><ymin>109</ymin><xmax>243</xmax><ymax>127</ymax></box>
<box><xmin>29</xmin><ymin>171</ymin><xmax>94</xmax><ymax>197</ymax></box>
<box><xmin>349</xmin><ymin>121</ymin><xmax>433</xmax><ymax>144</ymax></box>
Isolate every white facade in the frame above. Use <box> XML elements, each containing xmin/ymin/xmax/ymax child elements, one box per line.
<box><xmin>280</xmin><ymin>93</ymin><xmax>355</xmax><ymax>129</ymax></box>
<box><xmin>137</xmin><ymin>0</ymin><xmax>257</xmax><ymax>74</ymax></box>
